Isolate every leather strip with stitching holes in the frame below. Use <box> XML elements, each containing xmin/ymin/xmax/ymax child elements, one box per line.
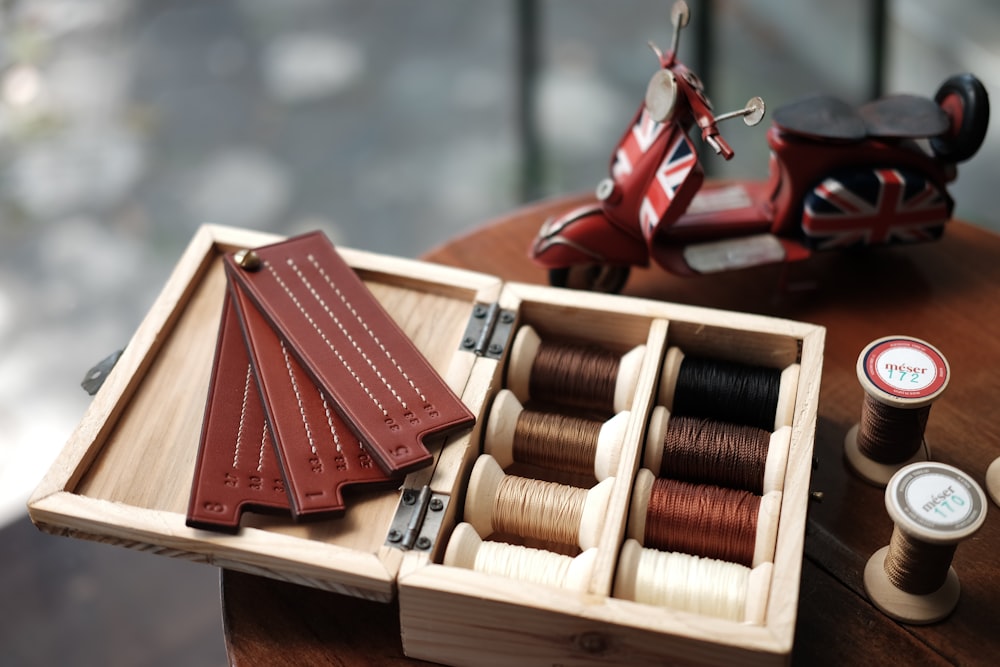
<box><xmin>224</xmin><ymin>232</ymin><xmax>475</xmax><ymax>476</ymax></box>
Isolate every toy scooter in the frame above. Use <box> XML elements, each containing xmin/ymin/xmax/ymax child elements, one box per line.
<box><xmin>530</xmin><ymin>1</ymin><xmax>990</xmax><ymax>293</ymax></box>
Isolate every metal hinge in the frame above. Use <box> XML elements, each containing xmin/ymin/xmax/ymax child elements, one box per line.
<box><xmin>384</xmin><ymin>485</ymin><xmax>449</xmax><ymax>551</ymax></box>
<box><xmin>459</xmin><ymin>302</ymin><xmax>516</xmax><ymax>359</ymax></box>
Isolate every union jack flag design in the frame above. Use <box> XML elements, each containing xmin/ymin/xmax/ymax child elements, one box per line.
<box><xmin>638</xmin><ymin>132</ymin><xmax>698</xmax><ymax>242</ymax></box>
<box><xmin>801</xmin><ymin>168</ymin><xmax>951</xmax><ymax>251</ymax></box>
<box><xmin>611</xmin><ymin>108</ymin><xmax>666</xmax><ymax>181</ymax></box>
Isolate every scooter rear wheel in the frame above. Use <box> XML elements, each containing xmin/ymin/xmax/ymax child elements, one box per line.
<box><xmin>549</xmin><ymin>264</ymin><xmax>630</xmax><ymax>294</ymax></box>
<box><xmin>931</xmin><ymin>73</ymin><xmax>989</xmax><ymax>163</ymax></box>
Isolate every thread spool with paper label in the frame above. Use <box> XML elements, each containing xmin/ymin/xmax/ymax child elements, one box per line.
<box><xmin>864</xmin><ymin>462</ymin><xmax>986</xmax><ymax>624</ymax></box>
<box><xmin>845</xmin><ymin>336</ymin><xmax>949</xmax><ymax>486</ymax></box>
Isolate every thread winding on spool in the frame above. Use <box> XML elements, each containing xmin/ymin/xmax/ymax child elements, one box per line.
<box><xmin>444</xmin><ymin>522</ymin><xmax>597</xmax><ymax>592</ymax></box>
<box><xmin>863</xmin><ymin>462</ymin><xmax>986</xmax><ymax>624</ymax></box>
<box><xmin>507</xmin><ymin>325</ymin><xmax>646</xmax><ymax>414</ymax></box>
<box><xmin>614</xmin><ymin>539</ymin><xmax>772</xmax><ymax>624</ymax></box>
<box><xmin>465</xmin><ymin>454</ymin><xmax>613</xmax><ymax>550</ymax></box>
<box><xmin>658</xmin><ymin>347</ymin><xmax>798</xmax><ymax>431</ymax></box>
<box><xmin>485</xmin><ymin>389</ymin><xmax>628</xmax><ymax>481</ymax></box>
<box><xmin>844</xmin><ymin>336</ymin><xmax>949</xmax><ymax>487</ymax></box>
<box><xmin>644</xmin><ymin>406</ymin><xmax>790</xmax><ymax>494</ymax></box>
<box><xmin>627</xmin><ymin>469</ymin><xmax>780</xmax><ymax>567</ymax></box>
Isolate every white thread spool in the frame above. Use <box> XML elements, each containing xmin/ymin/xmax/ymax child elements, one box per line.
<box><xmin>444</xmin><ymin>522</ymin><xmax>597</xmax><ymax>592</ymax></box>
<box><xmin>844</xmin><ymin>336</ymin><xmax>949</xmax><ymax>487</ymax></box>
<box><xmin>643</xmin><ymin>405</ymin><xmax>791</xmax><ymax>493</ymax></box>
<box><xmin>657</xmin><ymin>347</ymin><xmax>799</xmax><ymax>430</ymax></box>
<box><xmin>864</xmin><ymin>462</ymin><xmax>987</xmax><ymax>624</ymax></box>
<box><xmin>485</xmin><ymin>388</ymin><xmax>628</xmax><ymax>481</ymax></box>
<box><xmin>626</xmin><ymin>468</ymin><xmax>781</xmax><ymax>567</ymax></box>
<box><xmin>506</xmin><ymin>324</ymin><xmax>646</xmax><ymax>413</ymax></box>
<box><xmin>465</xmin><ymin>454</ymin><xmax>614</xmax><ymax>550</ymax></box>
<box><xmin>614</xmin><ymin>539</ymin><xmax>772</xmax><ymax>624</ymax></box>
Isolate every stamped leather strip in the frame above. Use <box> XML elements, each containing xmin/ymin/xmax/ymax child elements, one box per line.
<box><xmin>229</xmin><ymin>279</ymin><xmax>395</xmax><ymax>518</ymax></box>
<box><xmin>186</xmin><ymin>291</ymin><xmax>290</xmax><ymax>532</ymax></box>
<box><xmin>224</xmin><ymin>232</ymin><xmax>475</xmax><ymax>476</ymax></box>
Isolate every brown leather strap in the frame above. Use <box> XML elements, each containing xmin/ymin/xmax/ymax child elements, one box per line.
<box><xmin>225</xmin><ymin>232</ymin><xmax>474</xmax><ymax>476</ymax></box>
<box><xmin>186</xmin><ymin>290</ymin><xmax>290</xmax><ymax>532</ymax></box>
<box><xmin>229</xmin><ymin>278</ymin><xmax>395</xmax><ymax>518</ymax></box>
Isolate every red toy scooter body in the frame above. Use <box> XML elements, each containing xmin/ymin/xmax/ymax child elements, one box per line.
<box><xmin>531</xmin><ymin>1</ymin><xmax>989</xmax><ymax>292</ymax></box>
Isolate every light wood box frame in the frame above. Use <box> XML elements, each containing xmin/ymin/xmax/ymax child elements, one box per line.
<box><xmin>27</xmin><ymin>225</ymin><xmax>824</xmax><ymax>666</ymax></box>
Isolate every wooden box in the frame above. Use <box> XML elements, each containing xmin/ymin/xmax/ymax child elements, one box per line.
<box><xmin>28</xmin><ymin>224</ymin><xmax>824</xmax><ymax>666</ymax></box>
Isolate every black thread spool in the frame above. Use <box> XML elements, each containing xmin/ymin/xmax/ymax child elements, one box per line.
<box><xmin>864</xmin><ymin>462</ymin><xmax>986</xmax><ymax>624</ymax></box>
<box><xmin>658</xmin><ymin>347</ymin><xmax>798</xmax><ymax>432</ymax></box>
<box><xmin>844</xmin><ymin>336</ymin><xmax>949</xmax><ymax>487</ymax></box>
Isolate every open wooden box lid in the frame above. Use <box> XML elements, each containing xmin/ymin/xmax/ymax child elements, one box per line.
<box><xmin>27</xmin><ymin>224</ymin><xmax>506</xmax><ymax>602</ymax></box>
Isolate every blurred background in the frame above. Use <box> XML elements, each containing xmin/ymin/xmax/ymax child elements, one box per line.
<box><xmin>1</xmin><ymin>1</ymin><xmax>998</xmax><ymax>664</ymax></box>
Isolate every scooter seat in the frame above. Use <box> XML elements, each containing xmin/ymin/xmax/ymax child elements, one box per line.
<box><xmin>772</xmin><ymin>95</ymin><xmax>867</xmax><ymax>141</ymax></box>
<box><xmin>859</xmin><ymin>94</ymin><xmax>950</xmax><ymax>138</ymax></box>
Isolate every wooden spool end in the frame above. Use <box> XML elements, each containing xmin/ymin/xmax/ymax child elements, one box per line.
<box><xmin>864</xmin><ymin>462</ymin><xmax>987</xmax><ymax>624</ymax></box>
<box><xmin>753</xmin><ymin>490</ymin><xmax>782</xmax><ymax>567</ymax></box>
<box><xmin>626</xmin><ymin>468</ymin><xmax>656</xmax><ymax>544</ymax></box>
<box><xmin>483</xmin><ymin>389</ymin><xmax>522</xmax><ymax>469</ymax></box>
<box><xmin>987</xmin><ymin>457</ymin><xmax>1000</xmax><ymax>508</ymax></box>
<box><xmin>594</xmin><ymin>410</ymin><xmax>629</xmax><ymax>481</ymax></box>
<box><xmin>657</xmin><ymin>347</ymin><xmax>685</xmax><ymax>408</ymax></box>
<box><xmin>465</xmin><ymin>455</ymin><xmax>506</xmax><ymax>539</ymax></box>
<box><xmin>763</xmin><ymin>426</ymin><xmax>791</xmax><ymax>494</ymax></box>
<box><xmin>579</xmin><ymin>477</ymin><xmax>615</xmax><ymax>550</ymax></box>
<box><xmin>643</xmin><ymin>406</ymin><xmax>669</xmax><ymax>473</ymax></box>
<box><xmin>506</xmin><ymin>324</ymin><xmax>541</xmax><ymax>403</ymax></box>
<box><xmin>443</xmin><ymin>521</ymin><xmax>484</xmax><ymax>570</ymax></box>
<box><xmin>774</xmin><ymin>364</ymin><xmax>800</xmax><ymax>429</ymax></box>
<box><xmin>614</xmin><ymin>344</ymin><xmax>647</xmax><ymax>412</ymax></box>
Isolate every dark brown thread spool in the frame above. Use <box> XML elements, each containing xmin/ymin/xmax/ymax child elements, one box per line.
<box><xmin>507</xmin><ymin>325</ymin><xmax>646</xmax><ymax>414</ymax></box>
<box><xmin>465</xmin><ymin>455</ymin><xmax>614</xmax><ymax>550</ymax></box>
<box><xmin>658</xmin><ymin>347</ymin><xmax>799</xmax><ymax>432</ymax></box>
<box><xmin>485</xmin><ymin>389</ymin><xmax>628</xmax><ymax>481</ymax></box>
<box><xmin>845</xmin><ymin>336</ymin><xmax>949</xmax><ymax>487</ymax></box>
<box><xmin>627</xmin><ymin>469</ymin><xmax>782</xmax><ymax>567</ymax></box>
<box><xmin>864</xmin><ymin>462</ymin><xmax>986</xmax><ymax>624</ymax></box>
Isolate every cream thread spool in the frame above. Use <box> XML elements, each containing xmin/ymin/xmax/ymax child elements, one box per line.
<box><xmin>485</xmin><ymin>388</ymin><xmax>628</xmax><ymax>481</ymax></box>
<box><xmin>844</xmin><ymin>336</ymin><xmax>949</xmax><ymax>487</ymax></box>
<box><xmin>657</xmin><ymin>347</ymin><xmax>799</xmax><ymax>431</ymax></box>
<box><xmin>864</xmin><ymin>462</ymin><xmax>987</xmax><ymax>624</ymax></box>
<box><xmin>444</xmin><ymin>522</ymin><xmax>597</xmax><ymax>592</ymax></box>
<box><xmin>613</xmin><ymin>539</ymin><xmax>773</xmax><ymax>624</ymax></box>
<box><xmin>506</xmin><ymin>324</ymin><xmax>646</xmax><ymax>413</ymax></box>
<box><xmin>465</xmin><ymin>454</ymin><xmax>614</xmax><ymax>550</ymax></box>
<box><xmin>626</xmin><ymin>468</ymin><xmax>781</xmax><ymax>567</ymax></box>
<box><xmin>644</xmin><ymin>405</ymin><xmax>791</xmax><ymax>494</ymax></box>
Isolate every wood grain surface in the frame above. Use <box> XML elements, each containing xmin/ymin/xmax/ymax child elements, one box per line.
<box><xmin>223</xmin><ymin>194</ymin><xmax>1000</xmax><ymax>666</ymax></box>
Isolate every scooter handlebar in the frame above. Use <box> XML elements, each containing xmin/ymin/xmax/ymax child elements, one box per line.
<box><xmin>704</xmin><ymin>132</ymin><xmax>734</xmax><ymax>160</ymax></box>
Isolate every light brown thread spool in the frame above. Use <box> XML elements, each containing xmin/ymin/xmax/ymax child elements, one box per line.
<box><xmin>444</xmin><ymin>522</ymin><xmax>597</xmax><ymax>592</ymax></box>
<box><xmin>507</xmin><ymin>324</ymin><xmax>646</xmax><ymax>414</ymax></box>
<box><xmin>465</xmin><ymin>454</ymin><xmax>614</xmax><ymax>550</ymax></box>
<box><xmin>864</xmin><ymin>462</ymin><xmax>986</xmax><ymax>624</ymax></box>
<box><xmin>643</xmin><ymin>406</ymin><xmax>791</xmax><ymax>494</ymax></box>
<box><xmin>658</xmin><ymin>347</ymin><xmax>799</xmax><ymax>431</ymax></box>
<box><xmin>627</xmin><ymin>468</ymin><xmax>781</xmax><ymax>567</ymax></box>
<box><xmin>485</xmin><ymin>389</ymin><xmax>628</xmax><ymax>481</ymax></box>
<box><xmin>845</xmin><ymin>336</ymin><xmax>949</xmax><ymax>487</ymax></box>
<box><xmin>614</xmin><ymin>539</ymin><xmax>773</xmax><ymax>624</ymax></box>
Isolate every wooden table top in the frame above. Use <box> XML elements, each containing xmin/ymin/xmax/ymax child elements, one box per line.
<box><xmin>222</xmin><ymin>195</ymin><xmax>1000</xmax><ymax>666</ymax></box>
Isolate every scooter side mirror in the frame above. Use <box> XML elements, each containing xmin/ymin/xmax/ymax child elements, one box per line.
<box><xmin>671</xmin><ymin>1</ymin><xmax>690</xmax><ymax>30</ymax></box>
<box><xmin>645</xmin><ymin>70</ymin><xmax>679</xmax><ymax>123</ymax></box>
<box><xmin>713</xmin><ymin>96</ymin><xmax>767</xmax><ymax>127</ymax></box>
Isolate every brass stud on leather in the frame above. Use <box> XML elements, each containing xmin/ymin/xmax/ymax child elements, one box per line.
<box><xmin>234</xmin><ymin>249</ymin><xmax>261</xmax><ymax>271</ymax></box>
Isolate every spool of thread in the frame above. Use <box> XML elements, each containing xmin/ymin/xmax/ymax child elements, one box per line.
<box><xmin>465</xmin><ymin>454</ymin><xmax>614</xmax><ymax>550</ymax></box>
<box><xmin>644</xmin><ymin>405</ymin><xmax>790</xmax><ymax>494</ymax></box>
<box><xmin>844</xmin><ymin>336</ymin><xmax>949</xmax><ymax>487</ymax></box>
<box><xmin>658</xmin><ymin>347</ymin><xmax>798</xmax><ymax>431</ymax></box>
<box><xmin>506</xmin><ymin>324</ymin><xmax>646</xmax><ymax>414</ymax></box>
<box><xmin>864</xmin><ymin>462</ymin><xmax>986</xmax><ymax>624</ymax></box>
<box><xmin>627</xmin><ymin>468</ymin><xmax>781</xmax><ymax>567</ymax></box>
<box><xmin>444</xmin><ymin>522</ymin><xmax>597</xmax><ymax>592</ymax></box>
<box><xmin>485</xmin><ymin>389</ymin><xmax>628</xmax><ymax>481</ymax></box>
<box><xmin>614</xmin><ymin>539</ymin><xmax>772</xmax><ymax>624</ymax></box>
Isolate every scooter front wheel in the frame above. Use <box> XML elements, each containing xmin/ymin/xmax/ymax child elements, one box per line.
<box><xmin>549</xmin><ymin>264</ymin><xmax>631</xmax><ymax>294</ymax></box>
